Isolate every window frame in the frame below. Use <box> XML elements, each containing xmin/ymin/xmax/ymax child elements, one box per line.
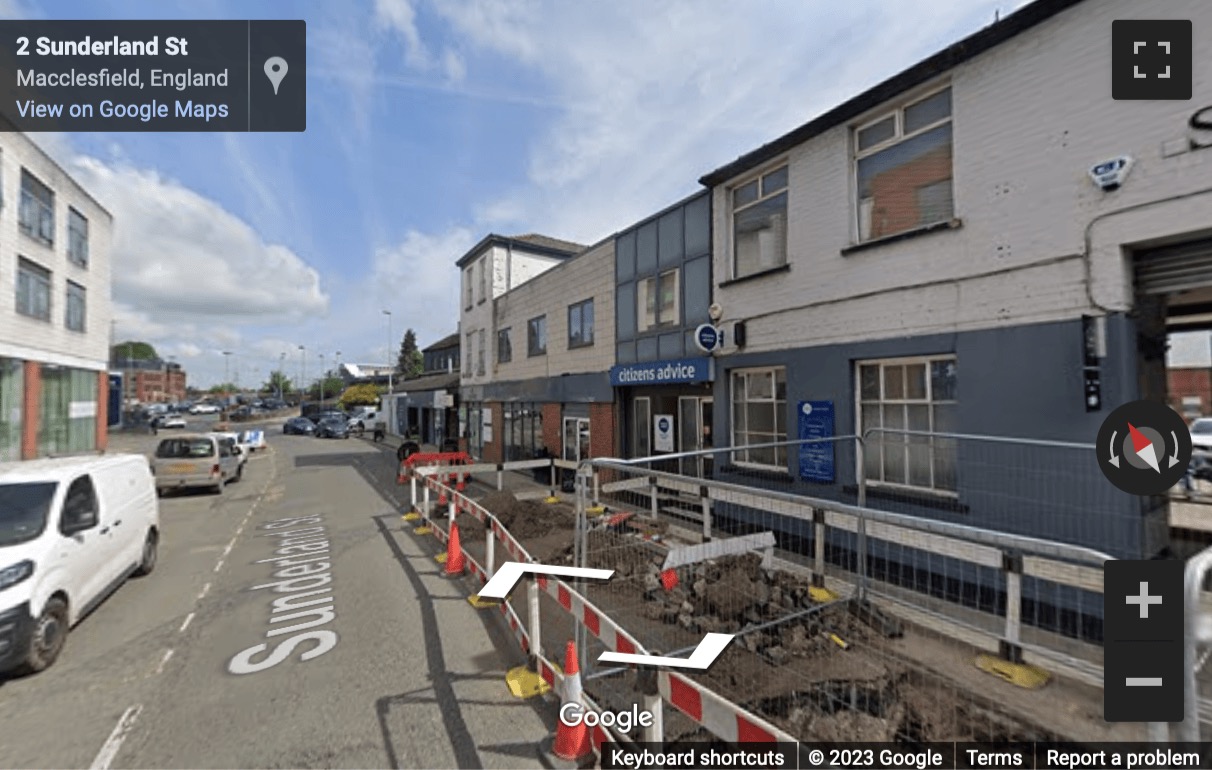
<box><xmin>476</xmin><ymin>329</ymin><xmax>486</xmax><ymax>376</ymax></box>
<box><xmin>477</xmin><ymin>258</ymin><xmax>487</xmax><ymax>304</ymax></box>
<box><xmin>729</xmin><ymin>366</ymin><xmax>788</xmax><ymax>472</ymax></box>
<box><xmin>637</xmin><ymin>268</ymin><xmax>680</xmax><ymax>333</ymax></box>
<box><xmin>527</xmin><ymin>315</ymin><xmax>547</xmax><ymax>357</ymax></box>
<box><xmin>464</xmin><ymin>268</ymin><xmax>473</xmax><ymax>310</ymax></box>
<box><xmin>855</xmin><ymin>354</ymin><xmax>958</xmax><ymax>496</ymax></box>
<box><xmin>67</xmin><ymin>207</ymin><xmax>89</xmax><ymax>267</ymax></box>
<box><xmin>19</xmin><ymin>169</ymin><xmax>54</xmax><ymax>246</ymax></box>
<box><xmin>497</xmin><ymin>327</ymin><xmax>512</xmax><ymax>364</ymax></box>
<box><xmin>16</xmin><ymin>256</ymin><xmax>52</xmax><ymax>321</ymax></box>
<box><xmin>852</xmin><ymin>85</ymin><xmax>954</xmax><ymax>243</ymax></box>
<box><xmin>728</xmin><ymin>162</ymin><xmax>789</xmax><ymax>280</ymax></box>
<box><xmin>567</xmin><ymin>298</ymin><xmax>595</xmax><ymax>349</ymax></box>
<box><xmin>65</xmin><ymin>280</ymin><xmax>86</xmax><ymax>332</ymax></box>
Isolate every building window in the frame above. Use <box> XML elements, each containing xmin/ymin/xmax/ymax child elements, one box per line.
<box><xmin>731</xmin><ymin>165</ymin><xmax>788</xmax><ymax>279</ymax></box>
<box><xmin>39</xmin><ymin>366</ymin><xmax>98</xmax><ymax>456</ymax></box>
<box><xmin>528</xmin><ymin>315</ymin><xmax>547</xmax><ymax>357</ymax></box>
<box><xmin>19</xmin><ymin>169</ymin><xmax>54</xmax><ymax>245</ymax></box>
<box><xmin>504</xmin><ymin>402</ymin><xmax>543</xmax><ymax>461</ymax></box>
<box><xmin>16</xmin><ymin>257</ymin><xmax>51</xmax><ymax>321</ymax></box>
<box><xmin>478</xmin><ymin>258</ymin><xmax>487</xmax><ymax>303</ymax></box>
<box><xmin>568</xmin><ymin>298</ymin><xmax>594</xmax><ymax>348</ymax></box>
<box><xmin>633</xmin><ymin>397</ymin><xmax>650</xmax><ymax>458</ymax></box>
<box><xmin>858</xmin><ymin>355</ymin><xmax>957</xmax><ymax>493</ymax></box>
<box><xmin>464</xmin><ymin>332</ymin><xmax>473</xmax><ymax>374</ymax></box>
<box><xmin>464</xmin><ymin>269</ymin><xmax>473</xmax><ymax>310</ymax></box>
<box><xmin>0</xmin><ymin>358</ymin><xmax>23</xmax><ymax>462</ymax></box>
<box><xmin>730</xmin><ymin>367</ymin><xmax>787</xmax><ymax>470</ymax></box>
<box><xmin>855</xmin><ymin>87</ymin><xmax>953</xmax><ymax>242</ymax></box>
<box><xmin>68</xmin><ymin>207</ymin><xmax>89</xmax><ymax>267</ymax></box>
<box><xmin>637</xmin><ymin>269</ymin><xmax>679</xmax><ymax>332</ymax></box>
<box><xmin>563</xmin><ymin>417</ymin><xmax>590</xmax><ymax>463</ymax></box>
<box><xmin>477</xmin><ymin>329</ymin><xmax>486</xmax><ymax>376</ymax></box>
<box><xmin>66</xmin><ymin>281</ymin><xmax>86</xmax><ymax>332</ymax></box>
<box><xmin>497</xmin><ymin>328</ymin><xmax>512</xmax><ymax>363</ymax></box>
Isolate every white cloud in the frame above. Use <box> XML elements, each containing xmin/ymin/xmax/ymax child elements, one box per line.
<box><xmin>375</xmin><ymin>0</ymin><xmax>430</xmax><ymax>69</ymax></box>
<box><xmin>442</xmin><ymin>47</ymin><xmax>467</xmax><ymax>83</ymax></box>
<box><xmin>368</xmin><ymin>226</ymin><xmax>477</xmax><ymax>346</ymax></box>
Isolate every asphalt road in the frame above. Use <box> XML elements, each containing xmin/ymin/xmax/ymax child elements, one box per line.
<box><xmin>0</xmin><ymin>423</ymin><xmax>556</xmax><ymax>769</ymax></box>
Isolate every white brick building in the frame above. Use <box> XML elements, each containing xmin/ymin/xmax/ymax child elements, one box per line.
<box><xmin>699</xmin><ymin>0</ymin><xmax>1212</xmax><ymax>559</ymax></box>
<box><xmin>455</xmin><ymin>233</ymin><xmax>584</xmax><ymax>458</ymax></box>
<box><xmin>0</xmin><ymin>130</ymin><xmax>113</xmax><ymax>461</ymax></box>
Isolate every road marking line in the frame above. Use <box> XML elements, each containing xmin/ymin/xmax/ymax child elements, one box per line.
<box><xmin>198</xmin><ymin>582</ymin><xmax>211</xmax><ymax>599</ymax></box>
<box><xmin>222</xmin><ymin>538</ymin><xmax>236</xmax><ymax>557</ymax></box>
<box><xmin>213</xmin><ymin>558</ymin><xmax>225</xmax><ymax>572</ymax></box>
<box><xmin>154</xmin><ymin>649</ymin><xmax>174</xmax><ymax>675</ymax></box>
<box><xmin>89</xmin><ymin>704</ymin><xmax>142</xmax><ymax>770</ymax></box>
<box><xmin>179</xmin><ymin>612</ymin><xmax>195</xmax><ymax>633</ymax></box>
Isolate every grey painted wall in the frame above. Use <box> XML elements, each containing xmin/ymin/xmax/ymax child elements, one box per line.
<box><xmin>710</xmin><ymin>314</ymin><xmax>1155</xmax><ymax>561</ymax></box>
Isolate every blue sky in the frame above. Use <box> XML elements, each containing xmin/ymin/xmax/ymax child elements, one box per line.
<box><xmin>11</xmin><ymin>0</ymin><xmax>1046</xmax><ymax>388</ymax></box>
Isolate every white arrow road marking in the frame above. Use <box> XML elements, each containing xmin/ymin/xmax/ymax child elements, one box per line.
<box><xmin>598</xmin><ymin>633</ymin><xmax>735</xmax><ymax>670</ymax></box>
<box><xmin>477</xmin><ymin>562</ymin><xmax>614</xmax><ymax>600</ymax></box>
<box><xmin>1109</xmin><ymin>430</ymin><xmax>1120</xmax><ymax>468</ymax></box>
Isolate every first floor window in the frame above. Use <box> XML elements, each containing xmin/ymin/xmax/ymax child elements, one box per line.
<box><xmin>477</xmin><ymin>329</ymin><xmax>486</xmax><ymax>376</ymax></box>
<box><xmin>16</xmin><ymin>257</ymin><xmax>51</xmax><ymax>321</ymax></box>
<box><xmin>68</xmin><ymin>207</ymin><xmax>89</xmax><ymax>267</ymax></box>
<box><xmin>528</xmin><ymin>316</ymin><xmax>547</xmax><ymax>356</ymax></box>
<box><xmin>19</xmin><ymin>169</ymin><xmax>54</xmax><ymax>245</ymax></box>
<box><xmin>730</xmin><ymin>367</ymin><xmax>787</xmax><ymax>470</ymax></box>
<box><xmin>66</xmin><ymin>281</ymin><xmax>86</xmax><ymax>332</ymax></box>
<box><xmin>858</xmin><ymin>355</ymin><xmax>957</xmax><ymax>493</ymax></box>
<box><xmin>497</xmin><ymin>328</ymin><xmax>512</xmax><ymax>363</ymax></box>
<box><xmin>637</xmin><ymin>269</ymin><xmax>679</xmax><ymax>332</ymax></box>
<box><xmin>731</xmin><ymin>165</ymin><xmax>788</xmax><ymax>278</ymax></box>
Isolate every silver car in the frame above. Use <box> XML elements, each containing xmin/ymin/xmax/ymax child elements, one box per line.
<box><xmin>151</xmin><ymin>434</ymin><xmax>241</xmax><ymax>496</ymax></box>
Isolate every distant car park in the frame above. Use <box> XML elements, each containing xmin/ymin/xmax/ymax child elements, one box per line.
<box><xmin>188</xmin><ymin>403</ymin><xmax>221</xmax><ymax>415</ymax></box>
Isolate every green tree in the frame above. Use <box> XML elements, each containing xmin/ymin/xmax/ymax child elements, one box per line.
<box><xmin>111</xmin><ymin>340</ymin><xmax>159</xmax><ymax>362</ymax></box>
<box><xmin>208</xmin><ymin>382</ymin><xmax>237</xmax><ymax>394</ymax></box>
<box><xmin>338</xmin><ymin>383</ymin><xmax>383</xmax><ymax>408</ymax></box>
<box><xmin>397</xmin><ymin>329</ymin><xmax>423</xmax><ymax>379</ymax></box>
<box><xmin>263</xmin><ymin>370</ymin><xmax>293</xmax><ymax>397</ymax></box>
<box><xmin>307</xmin><ymin>372</ymin><xmax>346</xmax><ymax>402</ymax></box>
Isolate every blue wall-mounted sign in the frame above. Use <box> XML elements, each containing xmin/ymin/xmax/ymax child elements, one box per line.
<box><xmin>798</xmin><ymin>400</ymin><xmax>835</xmax><ymax>482</ymax></box>
<box><xmin>610</xmin><ymin>357</ymin><xmax>713</xmax><ymax>386</ymax></box>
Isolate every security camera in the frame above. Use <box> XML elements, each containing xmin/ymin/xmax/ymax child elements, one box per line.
<box><xmin>708</xmin><ymin>303</ymin><xmax>723</xmax><ymax>322</ymax></box>
<box><xmin>1089</xmin><ymin>156</ymin><xmax>1133</xmax><ymax>192</ymax></box>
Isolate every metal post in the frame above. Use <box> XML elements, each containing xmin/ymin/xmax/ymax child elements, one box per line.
<box><xmin>486</xmin><ymin>527</ymin><xmax>496</xmax><ymax>579</ymax></box>
<box><xmin>409</xmin><ymin>474</ymin><xmax>417</xmax><ymax>510</ymax></box>
<box><xmin>649</xmin><ymin>476</ymin><xmax>658</xmax><ymax>519</ymax></box>
<box><xmin>422</xmin><ymin>476</ymin><xmax>430</xmax><ymax>516</ymax></box>
<box><xmin>496</xmin><ymin>465</ymin><xmax>503</xmax><ymax>491</ymax></box>
<box><xmin>448</xmin><ymin>495</ymin><xmax>456</xmax><ymax>526</ymax></box>
<box><xmin>527</xmin><ymin>578</ymin><xmax>542</xmax><ymax>671</ymax></box>
<box><xmin>700</xmin><ymin>485</ymin><xmax>711</xmax><ymax>542</ymax></box>
<box><xmin>1002</xmin><ymin>553</ymin><xmax>1023</xmax><ymax>664</ymax></box>
<box><xmin>575</xmin><ymin>462</ymin><xmax>589</xmax><ymax>678</ymax></box>
<box><xmin>813</xmin><ymin>509</ymin><xmax>827</xmax><ymax>587</ymax></box>
<box><xmin>856</xmin><ymin>514</ymin><xmax>868</xmax><ymax>600</ymax></box>
<box><xmin>592</xmin><ymin>470</ymin><xmax>601</xmax><ymax>508</ymax></box>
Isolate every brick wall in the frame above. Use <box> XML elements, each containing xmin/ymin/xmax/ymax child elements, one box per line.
<box><xmin>542</xmin><ymin>402</ymin><xmax>562</xmax><ymax>455</ymax></box>
<box><xmin>96</xmin><ymin>371</ymin><xmax>108</xmax><ymax>452</ymax></box>
<box><xmin>21</xmin><ymin>361</ymin><xmax>39</xmax><ymax>460</ymax></box>
<box><xmin>482</xmin><ymin>402</ymin><xmax>503</xmax><ymax>463</ymax></box>
<box><xmin>1169</xmin><ymin>367</ymin><xmax>1212</xmax><ymax>416</ymax></box>
<box><xmin>589</xmin><ymin>402</ymin><xmax>616</xmax><ymax>459</ymax></box>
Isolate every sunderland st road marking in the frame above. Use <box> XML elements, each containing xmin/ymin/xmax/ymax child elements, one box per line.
<box><xmin>227</xmin><ymin>515</ymin><xmax>341</xmax><ymax>675</ymax></box>
<box><xmin>477</xmin><ymin>561</ymin><xmax>614</xmax><ymax>600</ymax></box>
<box><xmin>598</xmin><ymin>632</ymin><xmax>735</xmax><ymax>670</ymax></box>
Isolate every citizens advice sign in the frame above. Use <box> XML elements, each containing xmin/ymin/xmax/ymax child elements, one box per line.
<box><xmin>610</xmin><ymin>357</ymin><xmax>713</xmax><ymax>386</ymax></box>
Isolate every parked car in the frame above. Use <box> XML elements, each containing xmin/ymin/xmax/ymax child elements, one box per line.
<box><xmin>208</xmin><ymin>433</ymin><xmax>248</xmax><ymax>475</ymax></box>
<box><xmin>1191</xmin><ymin>418</ymin><xmax>1212</xmax><ymax>452</ymax></box>
<box><xmin>160</xmin><ymin>414</ymin><xmax>187</xmax><ymax>429</ymax></box>
<box><xmin>0</xmin><ymin>454</ymin><xmax>160</xmax><ymax>674</ymax></box>
<box><xmin>306</xmin><ymin>410</ymin><xmax>346</xmax><ymax>424</ymax></box>
<box><xmin>283</xmin><ymin>417</ymin><xmax>316</xmax><ymax>435</ymax></box>
<box><xmin>151</xmin><ymin>434</ymin><xmax>241</xmax><ymax>495</ymax></box>
<box><xmin>238</xmin><ymin>429</ymin><xmax>267</xmax><ymax>453</ymax></box>
<box><xmin>347</xmin><ymin>409</ymin><xmax>380</xmax><ymax>436</ymax></box>
<box><xmin>188</xmin><ymin>403</ymin><xmax>221</xmax><ymax>415</ymax></box>
<box><xmin>315</xmin><ymin>417</ymin><xmax>350</xmax><ymax>439</ymax></box>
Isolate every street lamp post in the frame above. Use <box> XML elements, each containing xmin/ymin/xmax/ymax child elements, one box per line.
<box><xmin>319</xmin><ymin>353</ymin><xmax>326</xmax><ymax>405</ymax></box>
<box><xmin>298</xmin><ymin>345</ymin><xmax>306</xmax><ymax>404</ymax></box>
<box><xmin>278</xmin><ymin>352</ymin><xmax>286</xmax><ymax>402</ymax></box>
<box><xmin>383</xmin><ymin>310</ymin><xmax>393</xmax><ymax>395</ymax></box>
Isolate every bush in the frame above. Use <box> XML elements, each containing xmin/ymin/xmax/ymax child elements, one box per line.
<box><xmin>338</xmin><ymin>383</ymin><xmax>382</xmax><ymax>408</ymax></box>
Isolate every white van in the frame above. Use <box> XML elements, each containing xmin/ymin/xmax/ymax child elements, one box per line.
<box><xmin>347</xmin><ymin>408</ymin><xmax>379</xmax><ymax>435</ymax></box>
<box><xmin>0</xmin><ymin>454</ymin><xmax>160</xmax><ymax>675</ymax></box>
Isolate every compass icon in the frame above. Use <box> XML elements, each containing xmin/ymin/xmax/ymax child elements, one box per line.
<box><xmin>1097</xmin><ymin>400</ymin><xmax>1192</xmax><ymax>495</ymax></box>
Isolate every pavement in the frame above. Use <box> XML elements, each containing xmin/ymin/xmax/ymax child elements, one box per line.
<box><xmin>0</xmin><ymin>420</ymin><xmax>558</xmax><ymax>769</ymax></box>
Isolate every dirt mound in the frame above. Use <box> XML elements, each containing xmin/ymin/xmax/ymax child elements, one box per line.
<box><xmin>479</xmin><ymin>491</ymin><xmax>575</xmax><ymax>539</ymax></box>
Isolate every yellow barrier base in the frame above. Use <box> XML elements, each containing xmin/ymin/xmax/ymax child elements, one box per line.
<box><xmin>414</xmin><ymin>526</ymin><xmax>432</xmax><ymax>535</ymax></box>
<box><xmin>975</xmin><ymin>653</ymin><xmax>1050</xmax><ymax>689</ymax></box>
<box><xmin>544</xmin><ymin>496</ymin><xmax>560</xmax><ymax>504</ymax></box>
<box><xmin>808</xmin><ymin>586</ymin><xmax>839</xmax><ymax>603</ymax></box>
<box><xmin>506</xmin><ymin>664</ymin><xmax>555</xmax><ymax>699</ymax></box>
<box><xmin>402</xmin><ymin>512</ymin><xmax>421</xmax><ymax>521</ymax></box>
<box><xmin>824</xmin><ymin>632</ymin><xmax>850</xmax><ymax>650</ymax></box>
<box><xmin>468</xmin><ymin>594</ymin><xmax>505</xmax><ymax>609</ymax></box>
<box><xmin>586</xmin><ymin>506</ymin><xmax>605</xmax><ymax>517</ymax></box>
<box><xmin>435</xmin><ymin>553</ymin><xmax>448</xmax><ymax>564</ymax></box>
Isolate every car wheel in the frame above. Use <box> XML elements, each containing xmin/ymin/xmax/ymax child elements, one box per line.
<box><xmin>20</xmin><ymin>596</ymin><xmax>69</xmax><ymax>674</ymax></box>
<box><xmin>134</xmin><ymin>530</ymin><xmax>158</xmax><ymax>576</ymax></box>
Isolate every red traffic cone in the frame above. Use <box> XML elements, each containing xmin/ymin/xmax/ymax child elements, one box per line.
<box><xmin>445</xmin><ymin>522</ymin><xmax>465</xmax><ymax>575</ymax></box>
<box><xmin>553</xmin><ymin>641</ymin><xmax>591</xmax><ymax>762</ymax></box>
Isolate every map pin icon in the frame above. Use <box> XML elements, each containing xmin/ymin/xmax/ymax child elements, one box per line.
<box><xmin>264</xmin><ymin>56</ymin><xmax>288</xmax><ymax>95</ymax></box>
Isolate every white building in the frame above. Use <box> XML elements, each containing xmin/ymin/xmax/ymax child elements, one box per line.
<box><xmin>456</xmin><ymin>233</ymin><xmax>583</xmax><ymax>455</ymax></box>
<box><xmin>699</xmin><ymin>0</ymin><xmax>1212</xmax><ymax>559</ymax></box>
<box><xmin>0</xmin><ymin>130</ymin><xmax>113</xmax><ymax>461</ymax></box>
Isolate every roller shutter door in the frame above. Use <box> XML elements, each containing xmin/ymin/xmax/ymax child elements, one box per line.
<box><xmin>1135</xmin><ymin>237</ymin><xmax>1212</xmax><ymax>295</ymax></box>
